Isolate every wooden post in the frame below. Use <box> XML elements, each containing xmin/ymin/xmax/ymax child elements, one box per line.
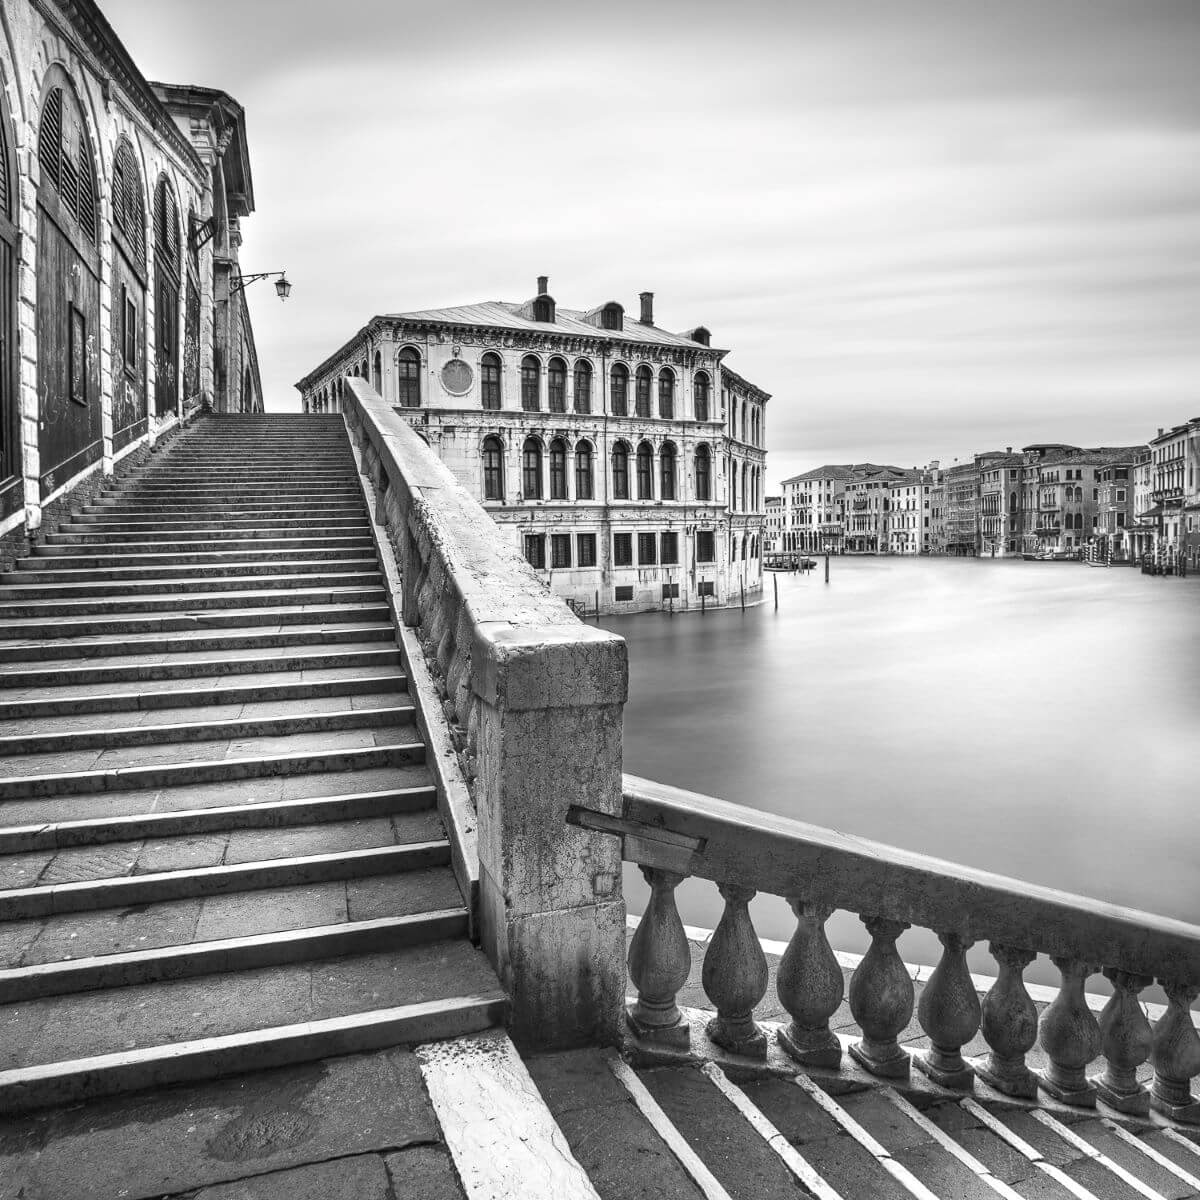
<box><xmin>825</xmin><ymin>554</ymin><xmax>830</xmax><ymax>583</ymax></box>
<box><xmin>701</xmin><ymin>589</ymin><xmax>706</xmax><ymax>615</ymax></box>
<box><xmin>773</xmin><ymin>573</ymin><xmax>778</xmax><ymax>609</ymax></box>
<box><xmin>595</xmin><ymin>589</ymin><xmax>600</xmax><ymax>622</ymax></box>
<box><xmin>740</xmin><ymin>580</ymin><xmax>745</xmax><ymax>611</ymax></box>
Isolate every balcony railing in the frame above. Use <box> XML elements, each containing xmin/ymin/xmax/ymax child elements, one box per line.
<box><xmin>570</xmin><ymin>776</ymin><xmax>1200</xmax><ymax>1121</ymax></box>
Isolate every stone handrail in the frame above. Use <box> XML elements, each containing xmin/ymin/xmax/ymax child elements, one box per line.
<box><xmin>569</xmin><ymin>774</ymin><xmax>1200</xmax><ymax>1124</ymax></box>
<box><xmin>339</xmin><ymin>376</ymin><xmax>629</xmax><ymax>1050</ymax></box>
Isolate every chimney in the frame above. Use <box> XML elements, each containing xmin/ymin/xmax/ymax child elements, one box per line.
<box><xmin>639</xmin><ymin>291</ymin><xmax>654</xmax><ymax>324</ymax></box>
<box><xmin>1006</xmin><ymin>446</ymin><xmax>1012</xmax><ymax>454</ymax></box>
<box><xmin>537</xmin><ymin>275</ymin><xmax>548</xmax><ymax>295</ymax></box>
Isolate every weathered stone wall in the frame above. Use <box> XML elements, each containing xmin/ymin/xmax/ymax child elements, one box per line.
<box><xmin>342</xmin><ymin>375</ymin><xmax>628</xmax><ymax>1050</ymax></box>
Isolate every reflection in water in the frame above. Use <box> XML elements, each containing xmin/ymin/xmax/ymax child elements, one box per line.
<box><xmin>603</xmin><ymin>558</ymin><xmax>1200</xmax><ymax>989</ymax></box>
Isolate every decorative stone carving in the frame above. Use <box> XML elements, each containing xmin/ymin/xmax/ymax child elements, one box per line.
<box><xmin>1150</xmin><ymin>979</ymin><xmax>1200</xmax><ymax>1124</ymax></box>
<box><xmin>1093</xmin><ymin>969</ymin><xmax>1153</xmax><ymax>1115</ymax></box>
<box><xmin>626</xmin><ymin>867</ymin><xmax>691</xmax><ymax>1048</ymax></box>
<box><xmin>848</xmin><ymin>915</ymin><xmax>913</xmax><ymax>1078</ymax></box>
<box><xmin>701</xmin><ymin>884</ymin><xmax>768</xmax><ymax>1058</ymax></box>
<box><xmin>975</xmin><ymin>943</ymin><xmax>1039</xmax><ymax>1099</ymax></box>
<box><xmin>776</xmin><ymin>899</ymin><xmax>842</xmax><ymax>1068</ymax></box>
<box><xmin>441</xmin><ymin>358</ymin><xmax>473</xmax><ymax>396</ymax></box>
<box><xmin>1038</xmin><ymin>956</ymin><xmax>1100</xmax><ymax>1106</ymax></box>
<box><xmin>915</xmin><ymin>932</ymin><xmax>980</xmax><ymax>1089</ymax></box>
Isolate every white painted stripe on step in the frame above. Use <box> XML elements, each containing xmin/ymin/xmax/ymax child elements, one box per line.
<box><xmin>789</xmin><ymin>1073</ymin><xmax>941</xmax><ymax>1200</ymax></box>
<box><xmin>416</xmin><ymin>1033</ymin><xmax>600</xmax><ymax>1200</ymax></box>
<box><xmin>1099</xmin><ymin>1119</ymin><xmax>1200</xmax><ymax>1191</ymax></box>
<box><xmin>1029</xmin><ymin>1110</ymin><xmax>1168</xmax><ymax>1200</ymax></box>
<box><xmin>960</xmin><ymin>1098</ymin><xmax>1099</xmax><ymax>1200</ymax></box>
<box><xmin>880</xmin><ymin>1088</ymin><xmax>1025</xmax><ymax>1200</ymax></box>
<box><xmin>700</xmin><ymin>1063</ymin><xmax>845</xmax><ymax>1200</ymax></box>
<box><xmin>1161</xmin><ymin>1128</ymin><xmax>1200</xmax><ymax>1160</ymax></box>
<box><xmin>605</xmin><ymin>1052</ymin><xmax>734</xmax><ymax>1200</ymax></box>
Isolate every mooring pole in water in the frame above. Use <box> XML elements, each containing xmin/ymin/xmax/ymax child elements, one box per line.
<box><xmin>701</xmin><ymin>590</ymin><xmax>706</xmax><ymax>616</ymax></box>
<box><xmin>773</xmin><ymin>573</ymin><xmax>778</xmax><ymax>609</ymax></box>
<box><xmin>595</xmin><ymin>590</ymin><xmax>600</xmax><ymax>622</ymax></box>
<box><xmin>740</xmin><ymin>581</ymin><xmax>745</xmax><ymax>611</ymax></box>
<box><xmin>825</xmin><ymin>554</ymin><xmax>830</xmax><ymax>583</ymax></box>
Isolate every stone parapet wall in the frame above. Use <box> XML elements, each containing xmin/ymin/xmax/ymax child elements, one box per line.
<box><xmin>341</xmin><ymin>376</ymin><xmax>628</xmax><ymax>1050</ymax></box>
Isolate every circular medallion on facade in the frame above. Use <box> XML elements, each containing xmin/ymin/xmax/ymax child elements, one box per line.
<box><xmin>441</xmin><ymin>359</ymin><xmax>474</xmax><ymax>395</ymax></box>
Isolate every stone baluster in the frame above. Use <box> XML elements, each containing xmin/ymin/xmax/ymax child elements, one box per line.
<box><xmin>701</xmin><ymin>884</ymin><xmax>768</xmax><ymax>1057</ymax></box>
<box><xmin>777</xmin><ymin>899</ymin><xmax>843</xmax><ymax>1068</ymax></box>
<box><xmin>915</xmin><ymin>932</ymin><xmax>980</xmax><ymax>1088</ymax></box>
<box><xmin>626</xmin><ymin>868</ymin><xmax>691</xmax><ymax>1048</ymax></box>
<box><xmin>1150</xmin><ymin>979</ymin><xmax>1200</xmax><ymax>1124</ymax></box>
<box><xmin>848</xmin><ymin>916</ymin><xmax>914</xmax><ymax>1078</ymax></box>
<box><xmin>1093</xmin><ymin>969</ymin><xmax>1153</xmax><ymax>1115</ymax></box>
<box><xmin>976</xmin><ymin>944</ymin><xmax>1038</xmax><ymax>1098</ymax></box>
<box><xmin>1038</xmin><ymin>956</ymin><xmax>1100</xmax><ymax>1106</ymax></box>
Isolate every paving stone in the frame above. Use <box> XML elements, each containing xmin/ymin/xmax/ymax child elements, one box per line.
<box><xmin>194</xmin><ymin>881</ymin><xmax>348</xmax><ymax>942</ymax></box>
<box><xmin>389</xmin><ymin>809</ymin><xmax>444</xmax><ymax>844</ymax></box>
<box><xmin>0</xmin><ymin>917</ymin><xmax>40</xmax><ymax>969</ymax></box>
<box><xmin>1063</xmin><ymin>1156</ymin><xmax>1149</xmax><ymax>1200</ymax></box>
<box><xmin>836</xmin><ymin>1089</ymin><xmax>933</xmax><ymax>1151</ymax></box>
<box><xmin>1073</xmin><ymin>1121</ymin><xmax>1196</xmax><ymax>1200</ymax></box>
<box><xmin>0</xmin><ymin>1047</ymin><xmax>437</xmax><ymax>1200</ymax></box>
<box><xmin>0</xmin><ymin>848</ymin><xmax>54</xmax><ymax>888</ymax></box>
<box><xmin>135</xmin><ymin>834</ymin><xmax>229</xmax><ymax>875</ymax></box>
<box><xmin>223</xmin><ymin>819</ymin><xmax>393</xmax><ymax>864</ymax></box>
<box><xmin>37</xmin><ymin>841</ymin><xmax>145</xmax><ymax>886</ymax></box>
<box><xmin>384</xmin><ymin>1145</ymin><xmax>466</xmax><ymax>1200</ymax></box>
<box><xmin>23</xmin><ymin>896</ymin><xmax>202</xmax><ymax>966</ymax></box>
<box><xmin>191</xmin><ymin>1152</ymin><xmax>392</xmax><ymax>1199</ymax></box>
<box><xmin>346</xmin><ymin>870</ymin><xmax>462</xmax><ymax>919</ymax></box>
<box><xmin>891</xmin><ymin>1141</ymin><xmax>999</xmax><ymax>1199</ymax></box>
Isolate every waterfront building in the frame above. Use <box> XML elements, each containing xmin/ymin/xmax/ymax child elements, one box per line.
<box><xmin>1017</xmin><ymin>444</ymin><xmax>1079</xmax><ymax>557</ymax></box>
<box><xmin>764</xmin><ymin>494</ymin><xmax>782</xmax><ymax>554</ymax></box>
<box><xmin>1127</xmin><ymin>450</ymin><xmax>1157</xmax><ymax>562</ymax></box>
<box><xmin>0</xmin><ymin>0</ymin><xmax>262</xmax><ymax>566</ymax></box>
<box><xmin>295</xmin><ymin>279</ymin><xmax>769</xmax><ymax>614</ymax></box>
<box><xmin>944</xmin><ymin>462</ymin><xmax>980</xmax><ymax>556</ymax></box>
<box><xmin>779</xmin><ymin>465</ymin><xmax>850</xmax><ymax>553</ymax></box>
<box><xmin>1149</xmin><ymin>419</ymin><xmax>1199</xmax><ymax>568</ymax></box>
<box><xmin>976</xmin><ymin>451</ymin><xmax>1022</xmax><ymax>556</ymax></box>
<box><xmin>1097</xmin><ymin>454</ymin><xmax>1138</xmax><ymax>562</ymax></box>
<box><xmin>1031</xmin><ymin>447</ymin><xmax>1144</xmax><ymax>557</ymax></box>
<box><xmin>922</xmin><ymin>462</ymin><xmax>946</xmax><ymax>554</ymax></box>
<box><xmin>885</xmin><ymin>470</ymin><xmax>924</xmax><ymax>555</ymax></box>
<box><xmin>845</xmin><ymin>465</ymin><xmax>907</xmax><ymax>554</ymax></box>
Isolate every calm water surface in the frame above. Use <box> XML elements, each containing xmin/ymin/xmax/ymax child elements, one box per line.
<box><xmin>601</xmin><ymin>558</ymin><xmax>1199</xmax><ymax>988</ymax></box>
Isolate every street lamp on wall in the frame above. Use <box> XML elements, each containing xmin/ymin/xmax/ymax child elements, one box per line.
<box><xmin>230</xmin><ymin>270</ymin><xmax>292</xmax><ymax>300</ymax></box>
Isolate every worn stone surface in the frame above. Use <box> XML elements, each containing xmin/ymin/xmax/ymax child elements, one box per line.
<box><xmin>384</xmin><ymin>1145</ymin><xmax>466</xmax><ymax>1200</ymax></box>
<box><xmin>0</xmin><ymin>1048</ymin><xmax>437</xmax><ymax>1200</ymax></box>
<box><xmin>188</xmin><ymin>1152</ymin><xmax>392</xmax><ymax>1200</ymax></box>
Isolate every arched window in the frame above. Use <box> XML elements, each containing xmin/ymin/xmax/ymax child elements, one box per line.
<box><xmin>372</xmin><ymin>350</ymin><xmax>382</xmax><ymax>393</ymax></box>
<box><xmin>573</xmin><ymin>360</ymin><xmax>592</xmax><ymax>414</ymax></box>
<box><xmin>637</xmin><ymin>441</ymin><xmax>654</xmax><ymax>500</ymax></box>
<box><xmin>1</xmin><ymin>88</ymin><xmax>17</xmax><ymax>496</ymax></box>
<box><xmin>153</xmin><ymin>173</ymin><xmax>181</xmax><ymax>417</ymax></box>
<box><xmin>694</xmin><ymin>445</ymin><xmax>712</xmax><ymax>501</ymax></box>
<box><xmin>481</xmin><ymin>352</ymin><xmax>502</xmax><ymax>409</ymax></box>
<box><xmin>741</xmin><ymin>462</ymin><xmax>749</xmax><ymax>511</ymax></box>
<box><xmin>658</xmin><ymin>369</ymin><xmax>675</xmax><ymax>420</ymax></box>
<box><xmin>1010</xmin><ymin>491</ymin><xmax>1018</xmax><ymax>511</ymax></box>
<box><xmin>694</xmin><ymin>372</ymin><xmax>710</xmax><ymax>423</ymax></box>
<box><xmin>729</xmin><ymin>456</ymin><xmax>737</xmax><ymax>508</ymax></box>
<box><xmin>110</xmin><ymin>137</ymin><xmax>147</xmax><ymax>447</ymax></box>
<box><xmin>635</xmin><ymin>366</ymin><xmax>652</xmax><ymax>418</ymax></box>
<box><xmin>38</xmin><ymin>84</ymin><xmax>98</xmax><ymax>244</ymax></box>
<box><xmin>548</xmin><ymin>357</ymin><xmax>567</xmax><ymax>413</ymax></box>
<box><xmin>660</xmin><ymin>441</ymin><xmax>677</xmax><ymax>500</ymax></box>
<box><xmin>549</xmin><ymin>438</ymin><xmax>568</xmax><ymax>500</ymax></box>
<box><xmin>522</xmin><ymin>437</ymin><xmax>543</xmax><ymax>499</ymax></box>
<box><xmin>612</xmin><ymin>442</ymin><xmax>630</xmax><ymax>500</ymax></box>
<box><xmin>611</xmin><ymin>364</ymin><xmax>629</xmax><ymax>417</ymax></box>
<box><xmin>111</xmin><ymin>138</ymin><xmax>146</xmax><ymax>268</ymax></box>
<box><xmin>397</xmin><ymin>347</ymin><xmax>421</xmax><ymax>407</ymax></box>
<box><xmin>575</xmin><ymin>440</ymin><xmax>594</xmax><ymax>500</ymax></box>
<box><xmin>521</xmin><ymin>355</ymin><xmax>540</xmax><ymax>411</ymax></box>
<box><xmin>483</xmin><ymin>435</ymin><xmax>504</xmax><ymax>501</ymax></box>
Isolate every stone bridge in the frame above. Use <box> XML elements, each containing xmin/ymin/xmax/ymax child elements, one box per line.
<box><xmin>1</xmin><ymin>382</ymin><xmax>1199</xmax><ymax>1200</ymax></box>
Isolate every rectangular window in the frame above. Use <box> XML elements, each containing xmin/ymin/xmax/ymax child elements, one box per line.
<box><xmin>122</xmin><ymin>287</ymin><xmax>137</xmax><ymax>373</ymax></box>
<box><xmin>637</xmin><ymin>532</ymin><xmax>657</xmax><ymax>565</ymax></box>
<box><xmin>577</xmin><ymin>533</ymin><xmax>597</xmax><ymax>567</ymax></box>
<box><xmin>551</xmin><ymin>533</ymin><xmax>571</xmax><ymax>568</ymax></box>
<box><xmin>613</xmin><ymin>532</ymin><xmax>633</xmax><ymax>566</ymax></box>
<box><xmin>523</xmin><ymin>534</ymin><xmax>545</xmax><ymax>569</ymax></box>
<box><xmin>614</xmin><ymin>585</ymin><xmax>634</xmax><ymax>602</ymax></box>
<box><xmin>660</xmin><ymin>532</ymin><xmax>679</xmax><ymax>564</ymax></box>
<box><xmin>69</xmin><ymin>304</ymin><xmax>87</xmax><ymax>406</ymax></box>
<box><xmin>696</xmin><ymin>530</ymin><xmax>715</xmax><ymax>562</ymax></box>
<box><xmin>1116</xmin><ymin>489</ymin><xmax>1126</xmax><ymax>502</ymax></box>
<box><xmin>698</xmin><ymin>581</ymin><xmax>715</xmax><ymax>597</ymax></box>
<box><xmin>662</xmin><ymin>583</ymin><xmax>680</xmax><ymax>599</ymax></box>
<box><xmin>1116</xmin><ymin>512</ymin><xmax>1126</xmax><ymax>528</ymax></box>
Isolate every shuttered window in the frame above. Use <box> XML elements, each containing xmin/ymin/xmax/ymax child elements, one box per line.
<box><xmin>37</xmin><ymin>86</ymin><xmax>97</xmax><ymax>243</ymax></box>
<box><xmin>111</xmin><ymin>139</ymin><xmax>146</xmax><ymax>268</ymax></box>
<box><xmin>154</xmin><ymin>175</ymin><xmax>181</xmax><ymax>277</ymax></box>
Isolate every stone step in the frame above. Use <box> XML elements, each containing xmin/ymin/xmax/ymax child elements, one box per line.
<box><xmin>0</xmin><ymin>600</ymin><xmax>391</xmax><ymax>641</ymax></box>
<box><xmin>44</xmin><ymin>525</ymin><xmax>372</xmax><ymax>545</ymax></box>
<box><xmin>0</xmin><ymin>569</ymin><xmax>383</xmax><ymax>599</ymax></box>
<box><xmin>22</xmin><ymin>546</ymin><xmax>373</xmax><ymax>568</ymax></box>
<box><xmin>63</xmin><ymin>513</ymin><xmax>368</xmax><ymax>531</ymax></box>
<box><xmin>0</xmin><ymin>672</ymin><xmax>406</xmax><ymax>719</ymax></box>
<box><xmin>0</xmin><ymin>839</ymin><xmax>448</xmax><ymax>919</ymax></box>
<box><xmin>0</xmin><ymin>944</ymin><xmax>506</xmax><ymax>1113</ymax></box>
<box><xmin>33</xmin><ymin>535</ymin><xmax>375</xmax><ymax>556</ymax></box>
<box><xmin>0</xmin><ymin>625</ymin><xmax>395</xmax><ymax>667</ymax></box>
<box><xmin>104</xmin><ymin>486</ymin><xmax>365</xmax><ymax>500</ymax></box>
<box><xmin>81</xmin><ymin>500</ymin><xmax>365</xmax><ymax>516</ymax></box>
<box><xmin>0</xmin><ymin>783</ymin><xmax>435</xmax><ymax>854</ymax></box>
<box><xmin>0</xmin><ymin>700</ymin><xmax>413</xmax><ymax>756</ymax></box>
<box><xmin>3</xmin><ymin>557</ymin><xmax>381</xmax><ymax>583</ymax></box>
<box><xmin>0</xmin><ymin>642</ymin><xmax>398</xmax><ymax>685</ymax></box>
<box><xmin>0</xmin><ymin>740</ymin><xmax>424</xmax><ymax>800</ymax></box>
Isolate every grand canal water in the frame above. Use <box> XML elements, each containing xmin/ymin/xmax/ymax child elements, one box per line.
<box><xmin>601</xmin><ymin>558</ymin><xmax>1199</xmax><ymax>989</ymax></box>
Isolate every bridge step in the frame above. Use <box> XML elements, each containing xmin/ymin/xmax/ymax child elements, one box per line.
<box><xmin>0</xmin><ymin>412</ymin><xmax>501</xmax><ymax>1111</ymax></box>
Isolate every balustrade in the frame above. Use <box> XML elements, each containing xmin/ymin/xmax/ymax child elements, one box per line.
<box><xmin>570</xmin><ymin>775</ymin><xmax>1200</xmax><ymax>1124</ymax></box>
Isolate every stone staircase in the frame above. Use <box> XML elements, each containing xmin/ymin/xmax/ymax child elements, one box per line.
<box><xmin>0</xmin><ymin>412</ymin><xmax>504</xmax><ymax>1113</ymax></box>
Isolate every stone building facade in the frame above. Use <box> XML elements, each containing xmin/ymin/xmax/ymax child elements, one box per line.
<box><xmin>0</xmin><ymin>0</ymin><xmax>261</xmax><ymax>563</ymax></box>
<box><xmin>296</xmin><ymin>280</ymin><xmax>769</xmax><ymax>614</ymax></box>
<box><xmin>779</xmin><ymin>465</ymin><xmax>850</xmax><ymax>553</ymax></box>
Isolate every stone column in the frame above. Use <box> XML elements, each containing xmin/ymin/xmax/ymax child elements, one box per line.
<box><xmin>473</xmin><ymin>622</ymin><xmax>628</xmax><ymax>1051</ymax></box>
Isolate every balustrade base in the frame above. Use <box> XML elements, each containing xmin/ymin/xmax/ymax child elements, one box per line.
<box><xmin>1038</xmin><ymin>1069</ymin><xmax>1096</xmax><ymax>1108</ymax></box>
<box><xmin>777</xmin><ymin>1025</ymin><xmax>842</xmax><ymax>1070</ymax></box>
<box><xmin>913</xmin><ymin>1051</ymin><xmax>974</xmax><ymax>1091</ymax></box>
<box><xmin>1151</xmin><ymin>1090</ymin><xmax>1200</xmax><ymax>1126</ymax></box>
<box><xmin>1093</xmin><ymin>1077</ymin><xmax>1150</xmax><ymax>1117</ymax></box>
<box><xmin>972</xmin><ymin>1056</ymin><xmax>1038</xmax><ymax>1100</ymax></box>
<box><xmin>626</xmin><ymin>1007</ymin><xmax>690</xmax><ymax>1050</ymax></box>
<box><xmin>848</xmin><ymin>1039</ymin><xmax>911</xmax><ymax>1080</ymax></box>
<box><xmin>706</xmin><ymin>1017</ymin><xmax>767</xmax><ymax>1060</ymax></box>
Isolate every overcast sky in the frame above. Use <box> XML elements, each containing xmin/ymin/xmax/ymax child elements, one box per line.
<box><xmin>104</xmin><ymin>0</ymin><xmax>1200</xmax><ymax>487</ymax></box>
